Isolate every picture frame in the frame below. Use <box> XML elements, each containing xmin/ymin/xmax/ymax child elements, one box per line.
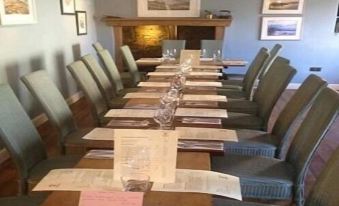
<box><xmin>60</xmin><ymin>0</ymin><xmax>75</xmax><ymax>15</ymax></box>
<box><xmin>262</xmin><ymin>0</ymin><xmax>305</xmax><ymax>14</ymax></box>
<box><xmin>0</xmin><ymin>0</ymin><xmax>37</xmax><ymax>25</ymax></box>
<box><xmin>138</xmin><ymin>0</ymin><xmax>201</xmax><ymax>17</ymax></box>
<box><xmin>75</xmin><ymin>11</ymin><xmax>87</xmax><ymax>35</ymax></box>
<box><xmin>260</xmin><ymin>17</ymin><xmax>303</xmax><ymax>40</ymax></box>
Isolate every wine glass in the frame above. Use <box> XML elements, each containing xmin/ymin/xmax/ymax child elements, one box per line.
<box><xmin>171</xmin><ymin>74</ymin><xmax>186</xmax><ymax>91</ymax></box>
<box><xmin>201</xmin><ymin>49</ymin><xmax>207</xmax><ymax>58</ymax></box>
<box><xmin>153</xmin><ymin>107</ymin><xmax>175</xmax><ymax>130</ymax></box>
<box><xmin>213</xmin><ymin>49</ymin><xmax>222</xmax><ymax>63</ymax></box>
<box><xmin>162</xmin><ymin>49</ymin><xmax>170</xmax><ymax>64</ymax></box>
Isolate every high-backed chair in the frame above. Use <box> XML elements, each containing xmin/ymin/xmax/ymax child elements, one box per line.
<box><xmin>120</xmin><ymin>45</ymin><xmax>146</xmax><ymax>86</ymax></box>
<box><xmin>214</xmin><ymin>146</ymin><xmax>339</xmax><ymax>206</ymax></box>
<box><xmin>67</xmin><ymin>61</ymin><xmax>109</xmax><ymax>126</ymax></box>
<box><xmin>224</xmin><ymin>74</ymin><xmax>327</xmax><ymax>158</ymax></box>
<box><xmin>0</xmin><ymin>195</ymin><xmax>46</xmax><ymax>206</ymax></box>
<box><xmin>217</xmin><ymin>48</ymin><xmax>271</xmax><ymax>99</ymax></box>
<box><xmin>97</xmin><ymin>49</ymin><xmax>139</xmax><ymax>95</ymax></box>
<box><xmin>81</xmin><ymin>54</ymin><xmax>128</xmax><ymax>109</ymax></box>
<box><xmin>222</xmin><ymin>57</ymin><xmax>296</xmax><ymax>131</ymax></box>
<box><xmin>92</xmin><ymin>42</ymin><xmax>104</xmax><ymax>52</ymax></box>
<box><xmin>162</xmin><ymin>40</ymin><xmax>186</xmax><ymax>58</ymax></box>
<box><xmin>224</xmin><ymin>44</ymin><xmax>282</xmax><ymax>83</ymax></box>
<box><xmin>0</xmin><ymin>84</ymin><xmax>80</xmax><ymax>194</ymax></box>
<box><xmin>200</xmin><ymin>40</ymin><xmax>223</xmax><ymax>58</ymax></box>
<box><xmin>212</xmin><ymin>87</ymin><xmax>339</xmax><ymax>205</ymax></box>
<box><xmin>21</xmin><ymin>70</ymin><xmax>93</xmax><ymax>154</ymax></box>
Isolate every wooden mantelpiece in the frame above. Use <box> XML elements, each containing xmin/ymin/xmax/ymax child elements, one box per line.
<box><xmin>102</xmin><ymin>17</ymin><xmax>232</xmax><ymax>27</ymax></box>
<box><xmin>102</xmin><ymin>17</ymin><xmax>232</xmax><ymax>71</ymax></box>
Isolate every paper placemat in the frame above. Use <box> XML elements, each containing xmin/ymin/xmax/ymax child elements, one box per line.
<box><xmin>183</xmin><ymin>95</ymin><xmax>227</xmax><ymax>102</ymax></box>
<box><xmin>105</xmin><ymin>109</ymin><xmax>155</xmax><ymax>118</ymax></box>
<box><xmin>124</xmin><ymin>93</ymin><xmax>164</xmax><ymax>99</ymax></box>
<box><xmin>156</xmin><ymin>65</ymin><xmax>223</xmax><ymax>70</ymax></box>
<box><xmin>175</xmin><ymin>108</ymin><xmax>228</xmax><ymax>118</ymax></box>
<box><xmin>83</xmin><ymin>128</ymin><xmax>115</xmax><ymax>140</ymax></box>
<box><xmin>138</xmin><ymin>82</ymin><xmax>171</xmax><ymax>88</ymax></box>
<box><xmin>185</xmin><ymin>81</ymin><xmax>222</xmax><ymax>87</ymax></box>
<box><xmin>176</xmin><ymin>127</ymin><xmax>238</xmax><ymax>142</ymax></box>
<box><xmin>147</xmin><ymin>72</ymin><xmax>222</xmax><ymax>77</ymax></box>
<box><xmin>84</xmin><ymin>150</ymin><xmax>114</xmax><ymax>159</ymax></box>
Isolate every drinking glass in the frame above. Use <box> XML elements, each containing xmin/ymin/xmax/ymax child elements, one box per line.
<box><xmin>201</xmin><ymin>49</ymin><xmax>207</xmax><ymax>58</ymax></box>
<box><xmin>213</xmin><ymin>49</ymin><xmax>222</xmax><ymax>63</ymax></box>
<box><xmin>171</xmin><ymin>74</ymin><xmax>186</xmax><ymax>91</ymax></box>
<box><xmin>153</xmin><ymin>107</ymin><xmax>175</xmax><ymax>130</ymax></box>
<box><xmin>121</xmin><ymin>174</ymin><xmax>150</xmax><ymax>192</ymax></box>
<box><xmin>162</xmin><ymin>49</ymin><xmax>170</xmax><ymax>64</ymax></box>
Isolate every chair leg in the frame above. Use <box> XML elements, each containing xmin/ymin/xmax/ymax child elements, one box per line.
<box><xmin>17</xmin><ymin>179</ymin><xmax>28</xmax><ymax>195</ymax></box>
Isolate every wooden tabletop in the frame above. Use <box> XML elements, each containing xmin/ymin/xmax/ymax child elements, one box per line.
<box><xmin>41</xmin><ymin>152</ymin><xmax>212</xmax><ymax>206</ymax></box>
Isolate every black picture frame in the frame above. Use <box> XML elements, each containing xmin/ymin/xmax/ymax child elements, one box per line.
<box><xmin>75</xmin><ymin>11</ymin><xmax>87</xmax><ymax>35</ymax></box>
<box><xmin>60</xmin><ymin>0</ymin><xmax>76</xmax><ymax>15</ymax></box>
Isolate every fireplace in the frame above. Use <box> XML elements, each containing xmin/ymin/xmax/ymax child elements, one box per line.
<box><xmin>102</xmin><ymin>17</ymin><xmax>232</xmax><ymax>71</ymax></box>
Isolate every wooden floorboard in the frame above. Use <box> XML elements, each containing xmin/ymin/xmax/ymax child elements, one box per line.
<box><xmin>0</xmin><ymin>90</ymin><xmax>338</xmax><ymax>205</ymax></box>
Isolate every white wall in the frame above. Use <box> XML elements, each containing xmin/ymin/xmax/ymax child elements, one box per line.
<box><xmin>0</xmin><ymin>0</ymin><xmax>98</xmax><ymax>118</ymax></box>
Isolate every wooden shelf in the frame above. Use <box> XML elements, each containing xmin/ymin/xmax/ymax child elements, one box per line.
<box><xmin>102</xmin><ymin>16</ymin><xmax>232</xmax><ymax>27</ymax></box>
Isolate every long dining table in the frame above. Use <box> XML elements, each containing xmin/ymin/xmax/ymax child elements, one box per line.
<box><xmin>39</xmin><ymin>61</ymin><xmax>231</xmax><ymax>206</ymax></box>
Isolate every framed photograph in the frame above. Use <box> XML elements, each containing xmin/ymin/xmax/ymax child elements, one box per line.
<box><xmin>262</xmin><ymin>0</ymin><xmax>304</xmax><ymax>14</ymax></box>
<box><xmin>138</xmin><ymin>0</ymin><xmax>201</xmax><ymax>17</ymax></box>
<box><xmin>261</xmin><ymin>17</ymin><xmax>303</xmax><ymax>40</ymax></box>
<box><xmin>75</xmin><ymin>11</ymin><xmax>87</xmax><ymax>35</ymax></box>
<box><xmin>0</xmin><ymin>0</ymin><xmax>37</xmax><ymax>25</ymax></box>
<box><xmin>60</xmin><ymin>0</ymin><xmax>75</xmax><ymax>15</ymax></box>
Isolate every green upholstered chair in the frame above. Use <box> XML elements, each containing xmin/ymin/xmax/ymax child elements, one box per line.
<box><xmin>67</xmin><ymin>61</ymin><xmax>109</xmax><ymax>126</ymax></box>
<box><xmin>120</xmin><ymin>45</ymin><xmax>146</xmax><ymax>86</ymax></box>
<box><xmin>21</xmin><ymin>70</ymin><xmax>93</xmax><ymax>155</ymax></box>
<box><xmin>214</xmin><ymin>147</ymin><xmax>339</xmax><ymax>206</ymax></box>
<box><xmin>218</xmin><ymin>48</ymin><xmax>270</xmax><ymax>99</ymax></box>
<box><xmin>97</xmin><ymin>49</ymin><xmax>139</xmax><ymax>95</ymax></box>
<box><xmin>92</xmin><ymin>42</ymin><xmax>104</xmax><ymax>52</ymax></box>
<box><xmin>0</xmin><ymin>195</ymin><xmax>46</xmax><ymax>206</ymax></box>
<box><xmin>212</xmin><ymin>87</ymin><xmax>339</xmax><ymax>205</ymax></box>
<box><xmin>222</xmin><ymin>57</ymin><xmax>296</xmax><ymax>131</ymax></box>
<box><xmin>223</xmin><ymin>74</ymin><xmax>327</xmax><ymax>158</ymax></box>
<box><xmin>0</xmin><ymin>84</ymin><xmax>80</xmax><ymax>194</ymax></box>
<box><xmin>224</xmin><ymin>44</ymin><xmax>282</xmax><ymax>83</ymax></box>
<box><xmin>200</xmin><ymin>40</ymin><xmax>223</xmax><ymax>58</ymax></box>
<box><xmin>162</xmin><ymin>40</ymin><xmax>186</xmax><ymax>58</ymax></box>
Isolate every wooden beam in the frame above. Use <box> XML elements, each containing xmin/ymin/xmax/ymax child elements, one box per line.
<box><xmin>113</xmin><ymin>26</ymin><xmax>124</xmax><ymax>72</ymax></box>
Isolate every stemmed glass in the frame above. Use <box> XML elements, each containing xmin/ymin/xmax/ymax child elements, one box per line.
<box><xmin>201</xmin><ymin>49</ymin><xmax>207</xmax><ymax>58</ymax></box>
<box><xmin>213</xmin><ymin>49</ymin><xmax>222</xmax><ymax>63</ymax></box>
<box><xmin>162</xmin><ymin>49</ymin><xmax>171</xmax><ymax>64</ymax></box>
<box><xmin>153</xmin><ymin>106</ymin><xmax>175</xmax><ymax>130</ymax></box>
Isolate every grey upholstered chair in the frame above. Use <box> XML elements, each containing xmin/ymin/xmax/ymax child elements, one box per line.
<box><xmin>223</xmin><ymin>74</ymin><xmax>327</xmax><ymax>158</ymax></box>
<box><xmin>21</xmin><ymin>70</ymin><xmax>93</xmax><ymax>154</ymax></box>
<box><xmin>200</xmin><ymin>40</ymin><xmax>223</xmax><ymax>58</ymax></box>
<box><xmin>0</xmin><ymin>195</ymin><xmax>46</xmax><ymax>206</ymax></box>
<box><xmin>214</xmin><ymin>146</ymin><xmax>339</xmax><ymax>206</ymax></box>
<box><xmin>218</xmin><ymin>48</ymin><xmax>270</xmax><ymax>99</ymax></box>
<box><xmin>162</xmin><ymin>40</ymin><xmax>186</xmax><ymax>58</ymax></box>
<box><xmin>120</xmin><ymin>45</ymin><xmax>146</xmax><ymax>86</ymax></box>
<box><xmin>92</xmin><ymin>42</ymin><xmax>104</xmax><ymax>52</ymax></box>
<box><xmin>0</xmin><ymin>84</ymin><xmax>80</xmax><ymax>194</ymax></box>
<box><xmin>224</xmin><ymin>44</ymin><xmax>282</xmax><ymax>82</ymax></box>
<box><xmin>97</xmin><ymin>49</ymin><xmax>135</xmax><ymax>89</ymax></box>
<box><xmin>67</xmin><ymin>61</ymin><xmax>109</xmax><ymax>126</ymax></box>
<box><xmin>212</xmin><ymin>87</ymin><xmax>339</xmax><ymax>205</ymax></box>
<box><xmin>222</xmin><ymin>57</ymin><xmax>296</xmax><ymax>131</ymax></box>
<box><xmin>97</xmin><ymin>49</ymin><xmax>139</xmax><ymax>95</ymax></box>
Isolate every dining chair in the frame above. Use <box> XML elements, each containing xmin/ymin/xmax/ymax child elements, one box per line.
<box><xmin>0</xmin><ymin>195</ymin><xmax>46</xmax><ymax>206</ymax></box>
<box><xmin>200</xmin><ymin>40</ymin><xmax>223</xmax><ymax>58</ymax></box>
<box><xmin>217</xmin><ymin>48</ymin><xmax>271</xmax><ymax>99</ymax></box>
<box><xmin>224</xmin><ymin>44</ymin><xmax>282</xmax><ymax>83</ymax></box>
<box><xmin>214</xmin><ymin>146</ymin><xmax>339</xmax><ymax>206</ymax></box>
<box><xmin>21</xmin><ymin>70</ymin><xmax>93</xmax><ymax>155</ymax></box>
<box><xmin>120</xmin><ymin>45</ymin><xmax>146</xmax><ymax>86</ymax></box>
<box><xmin>0</xmin><ymin>84</ymin><xmax>81</xmax><ymax>194</ymax></box>
<box><xmin>224</xmin><ymin>74</ymin><xmax>327</xmax><ymax>158</ymax></box>
<box><xmin>222</xmin><ymin>57</ymin><xmax>296</xmax><ymax>131</ymax></box>
<box><xmin>162</xmin><ymin>40</ymin><xmax>186</xmax><ymax>58</ymax></box>
<box><xmin>212</xmin><ymin>87</ymin><xmax>339</xmax><ymax>205</ymax></box>
<box><xmin>67</xmin><ymin>61</ymin><xmax>110</xmax><ymax>126</ymax></box>
<box><xmin>92</xmin><ymin>42</ymin><xmax>104</xmax><ymax>52</ymax></box>
<box><xmin>97</xmin><ymin>49</ymin><xmax>140</xmax><ymax>95</ymax></box>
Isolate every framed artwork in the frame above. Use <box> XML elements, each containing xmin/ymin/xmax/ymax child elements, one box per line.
<box><xmin>262</xmin><ymin>0</ymin><xmax>304</xmax><ymax>14</ymax></box>
<box><xmin>138</xmin><ymin>0</ymin><xmax>201</xmax><ymax>17</ymax></box>
<box><xmin>261</xmin><ymin>17</ymin><xmax>303</xmax><ymax>40</ymax></box>
<box><xmin>60</xmin><ymin>0</ymin><xmax>75</xmax><ymax>15</ymax></box>
<box><xmin>0</xmin><ymin>0</ymin><xmax>37</xmax><ymax>25</ymax></box>
<box><xmin>75</xmin><ymin>11</ymin><xmax>87</xmax><ymax>35</ymax></box>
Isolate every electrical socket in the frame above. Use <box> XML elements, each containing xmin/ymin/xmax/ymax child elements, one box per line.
<box><xmin>310</xmin><ymin>67</ymin><xmax>322</xmax><ymax>72</ymax></box>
